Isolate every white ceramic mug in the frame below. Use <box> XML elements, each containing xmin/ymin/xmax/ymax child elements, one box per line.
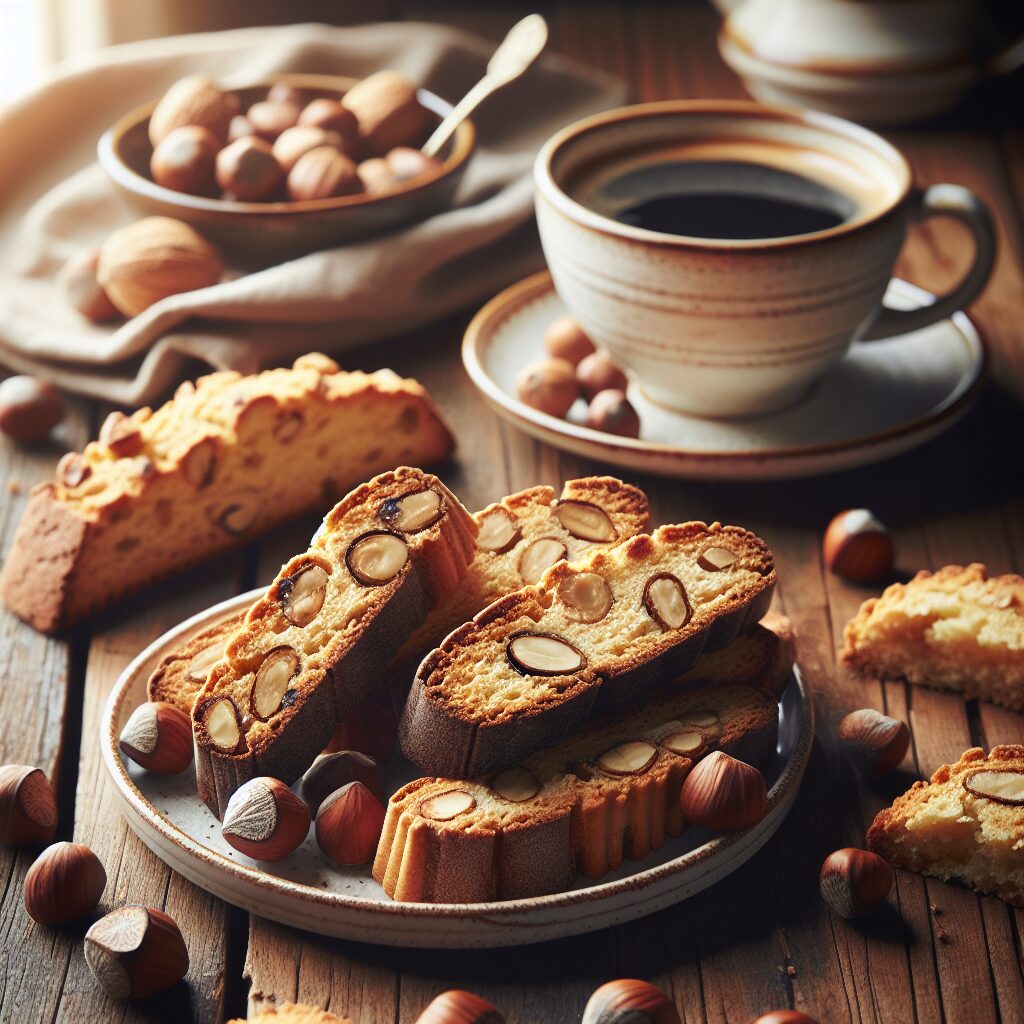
<box><xmin>534</xmin><ymin>100</ymin><xmax>995</xmax><ymax>418</ymax></box>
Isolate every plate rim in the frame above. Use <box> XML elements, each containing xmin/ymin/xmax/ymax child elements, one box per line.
<box><xmin>461</xmin><ymin>269</ymin><xmax>987</xmax><ymax>466</ymax></box>
<box><xmin>102</xmin><ymin>590</ymin><xmax>814</xmax><ymax>937</ymax></box>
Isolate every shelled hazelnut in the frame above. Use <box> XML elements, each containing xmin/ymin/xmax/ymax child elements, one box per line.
<box><xmin>58</xmin><ymin>248</ymin><xmax>119</xmax><ymax>323</ymax></box>
<box><xmin>386</xmin><ymin>146</ymin><xmax>441</xmax><ymax>183</ymax></box>
<box><xmin>287</xmin><ymin>146</ymin><xmax>362</xmax><ymax>202</ymax></box>
<box><xmin>273</xmin><ymin>126</ymin><xmax>343</xmax><ymax>172</ymax></box>
<box><xmin>267</xmin><ymin>82</ymin><xmax>307</xmax><ymax>107</ymax></box>
<box><xmin>0</xmin><ymin>764</ymin><xmax>58</xmax><ymax>844</ymax></box>
<box><xmin>544</xmin><ymin>316</ymin><xmax>595</xmax><ymax>366</ymax></box>
<box><xmin>516</xmin><ymin>358</ymin><xmax>579</xmax><ymax>417</ymax></box>
<box><xmin>298</xmin><ymin>98</ymin><xmax>359</xmax><ymax>154</ymax></box>
<box><xmin>227</xmin><ymin>115</ymin><xmax>256</xmax><ymax>142</ymax></box>
<box><xmin>222</xmin><ymin>777</ymin><xmax>310</xmax><ymax>861</ymax></box>
<box><xmin>341</xmin><ymin>69</ymin><xmax>428</xmax><ymax>156</ymax></box>
<box><xmin>414</xmin><ymin>990</ymin><xmax>505</xmax><ymax>1024</ymax></box>
<box><xmin>150</xmin><ymin>125</ymin><xmax>220</xmax><ymax>196</ymax></box>
<box><xmin>119</xmin><ymin>702</ymin><xmax>193</xmax><ymax>775</ymax></box>
<box><xmin>586</xmin><ymin>389</ymin><xmax>640</xmax><ymax>438</ymax></box>
<box><xmin>582</xmin><ymin>978</ymin><xmax>680</xmax><ymax>1024</ymax></box>
<box><xmin>84</xmin><ymin>905</ymin><xmax>188</xmax><ymax>999</ymax></box>
<box><xmin>838</xmin><ymin>708</ymin><xmax>910</xmax><ymax>779</ymax></box>
<box><xmin>819</xmin><ymin>847</ymin><xmax>893</xmax><ymax>919</ymax></box>
<box><xmin>357</xmin><ymin>158</ymin><xmax>398</xmax><ymax>195</ymax></box>
<box><xmin>315</xmin><ymin>780</ymin><xmax>386</xmax><ymax>865</ymax></box>
<box><xmin>215</xmin><ymin>137</ymin><xmax>284</xmax><ymax>202</ymax></box>
<box><xmin>148</xmin><ymin>75</ymin><xmax>237</xmax><ymax>147</ymax></box>
<box><xmin>24</xmin><ymin>841</ymin><xmax>106</xmax><ymax>924</ymax></box>
<box><xmin>577</xmin><ymin>351</ymin><xmax>628</xmax><ymax>400</ymax></box>
<box><xmin>823</xmin><ymin>509</ymin><xmax>894</xmax><ymax>583</ymax></box>
<box><xmin>0</xmin><ymin>376</ymin><xmax>65</xmax><ymax>444</ymax></box>
<box><xmin>246</xmin><ymin>99</ymin><xmax>300</xmax><ymax>142</ymax></box>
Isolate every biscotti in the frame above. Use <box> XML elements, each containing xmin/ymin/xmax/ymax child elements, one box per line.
<box><xmin>867</xmin><ymin>745</ymin><xmax>1024</xmax><ymax>908</ymax></box>
<box><xmin>193</xmin><ymin>468</ymin><xmax>477</xmax><ymax>818</ymax></box>
<box><xmin>842</xmin><ymin>563</ymin><xmax>1024</xmax><ymax>711</ymax></box>
<box><xmin>147</xmin><ymin>612</ymin><xmax>245</xmax><ymax>713</ymax></box>
<box><xmin>228</xmin><ymin>1004</ymin><xmax>351</xmax><ymax>1024</ymax></box>
<box><xmin>1</xmin><ymin>354</ymin><xmax>454</xmax><ymax>632</ymax></box>
<box><xmin>375</xmin><ymin>621</ymin><xmax>791</xmax><ymax>902</ymax></box>
<box><xmin>401</xmin><ymin>522</ymin><xmax>776</xmax><ymax>776</ymax></box>
<box><xmin>390</xmin><ymin>476</ymin><xmax>649</xmax><ymax>683</ymax></box>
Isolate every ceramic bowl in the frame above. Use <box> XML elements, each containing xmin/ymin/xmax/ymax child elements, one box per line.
<box><xmin>98</xmin><ymin>73</ymin><xmax>475</xmax><ymax>265</ymax></box>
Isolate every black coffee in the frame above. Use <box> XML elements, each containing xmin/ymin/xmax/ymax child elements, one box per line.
<box><xmin>571</xmin><ymin>154</ymin><xmax>861</xmax><ymax>241</ymax></box>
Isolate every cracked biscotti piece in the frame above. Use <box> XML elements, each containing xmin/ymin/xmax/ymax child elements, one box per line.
<box><xmin>147</xmin><ymin>612</ymin><xmax>246</xmax><ymax>714</ymax></box>
<box><xmin>193</xmin><ymin>468</ymin><xmax>477</xmax><ymax>818</ymax></box>
<box><xmin>867</xmin><ymin>745</ymin><xmax>1024</xmax><ymax>908</ymax></box>
<box><xmin>376</xmin><ymin>620</ymin><xmax>791</xmax><ymax>902</ymax></box>
<box><xmin>0</xmin><ymin>354</ymin><xmax>454</xmax><ymax>633</ymax></box>
<box><xmin>842</xmin><ymin>564</ymin><xmax>1024</xmax><ymax>711</ymax></box>
<box><xmin>228</xmin><ymin>1004</ymin><xmax>351</xmax><ymax>1024</ymax></box>
<box><xmin>389</xmin><ymin>476</ymin><xmax>649</xmax><ymax>686</ymax></box>
<box><xmin>401</xmin><ymin>522</ymin><xmax>776</xmax><ymax>776</ymax></box>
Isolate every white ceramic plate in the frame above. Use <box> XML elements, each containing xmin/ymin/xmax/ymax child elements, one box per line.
<box><xmin>462</xmin><ymin>271</ymin><xmax>986</xmax><ymax>481</ymax></box>
<box><xmin>102</xmin><ymin>590</ymin><xmax>814</xmax><ymax>949</ymax></box>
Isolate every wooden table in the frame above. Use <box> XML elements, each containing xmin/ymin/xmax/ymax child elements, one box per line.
<box><xmin>2</xmin><ymin>5</ymin><xmax>1023</xmax><ymax>1022</ymax></box>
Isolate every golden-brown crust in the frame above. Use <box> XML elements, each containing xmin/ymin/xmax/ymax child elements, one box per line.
<box><xmin>400</xmin><ymin>521</ymin><xmax>777</xmax><ymax>776</ymax></box>
<box><xmin>228</xmin><ymin>1003</ymin><xmax>352</xmax><ymax>1024</ymax></box>
<box><xmin>0</xmin><ymin>356</ymin><xmax>455</xmax><ymax>633</ymax></box>
<box><xmin>376</xmin><ymin>629</ymin><xmax>787</xmax><ymax>904</ymax></box>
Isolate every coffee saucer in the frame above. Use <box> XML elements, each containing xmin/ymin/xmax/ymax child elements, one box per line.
<box><xmin>462</xmin><ymin>271</ymin><xmax>985</xmax><ymax>480</ymax></box>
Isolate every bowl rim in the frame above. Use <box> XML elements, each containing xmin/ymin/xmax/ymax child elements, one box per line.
<box><xmin>532</xmin><ymin>97</ymin><xmax>914</xmax><ymax>252</ymax></box>
<box><xmin>98</xmin><ymin>72</ymin><xmax>475</xmax><ymax>217</ymax></box>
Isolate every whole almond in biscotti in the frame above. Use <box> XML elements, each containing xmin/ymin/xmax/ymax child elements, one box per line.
<box><xmin>148</xmin><ymin>75</ymin><xmax>238</xmax><ymax>147</ymax></box>
<box><xmin>341</xmin><ymin>70</ymin><xmax>429</xmax><ymax>157</ymax></box>
<box><xmin>98</xmin><ymin>217</ymin><xmax>223</xmax><ymax>316</ymax></box>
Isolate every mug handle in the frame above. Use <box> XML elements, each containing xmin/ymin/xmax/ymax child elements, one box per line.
<box><xmin>860</xmin><ymin>183</ymin><xmax>996</xmax><ymax>341</ymax></box>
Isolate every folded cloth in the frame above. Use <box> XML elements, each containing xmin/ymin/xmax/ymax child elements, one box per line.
<box><xmin>0</xmin><ymin>21</ymin><xmax>624</xmax><ymax>405</ymax></box>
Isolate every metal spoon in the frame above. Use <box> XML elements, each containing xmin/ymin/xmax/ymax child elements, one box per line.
<box><xmin>421</xmin><ymin>14</ymin><xmax>549</xmax><ymax>159</ymax></box>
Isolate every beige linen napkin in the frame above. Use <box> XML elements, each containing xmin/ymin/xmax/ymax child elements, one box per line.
<box><xmin>0</xmin><ymin>21</ymin><xmax>625</xmax><ymax>404</ymax></box>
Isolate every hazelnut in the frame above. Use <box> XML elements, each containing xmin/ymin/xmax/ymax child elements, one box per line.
<box><xmin>227</xmin><ymin>115</ymin><xmax>256</xmax><ymax>142</ymax></box>
<box><xmin>246</xmin><ymin>99</ymin><xmax>299</xmax><ymax>141</ymax></box>
<box><xmin>506</xmin><ymin>631</ymin><xmax>585</xmax><ymax>676</ymax></box>
<box><xmin>753</xmin><ymin>1014</ymin><xmax>819</xmax><ymax>1024</ymax></box>
<box><xmin>250</xmin><ymin>647</ymin><xmax>300</xmax><ymax>721</ymax></box>
<box><xmin>148</xmin><ymin>75</ymin><xmax>237</xmax><ymax>146</ymax></box>
<box><xmin>222</xmin><ymin>777</ymin><xmax>310</xmax><ymax>861</ymax></box>
<box><xmin>0</xmin><ymin>376</ymin><xmax>65</xmax><ymax>444</ymax></box>
<box><xmin>346</xmin><ymin>530</ymin><xmax>409</xmax><ymax>586</ymax></box>
<box><xmin>544</xmin><ymin>316</ymin><xmax>596</xmax><ymax>366</ymax></box>
<box><xmin>679</xmin><ymin>751</ymin><xmax>767</xmax><ymax>831</ymax></box>
<box><xmin>324</xmin><ymin>700</ymin><xmax>397</xmax><ymax>760</ymax></box>
<box><xmin>98</xmin><ymin>409</ymin><xmax>144</xmax><ymax>457</ymax></box>
<box><xmin>357</xmin><ymin>157</ymin><xmax>399</xmax><ymax>195</ymax></box>
<box><xmin>475</xmin><ymin>507</ymin><xmax>520</xmax><ymax>553</ymax></box>
<box><xmin>586</xmin><ymin>389</ymin><xmax>641</xmax><ymax>438</ymax></box>
<box><xmin>298</xmin><ymin>98</ymin><xmax>359</xmax><ymax>154</ymax></box>
<box><xmin>197</xmin><ymin>695</ymin><xmax>244</xmax><ymax>754</ymax></box>
<box><xmin>582</xmin><ymin>978</ymin><xmax>680</xmax><ymax>1024</ymax></box>
<box><xmin>577</xmin><ymin>352</ymin><xmax>628</xmax><ymax>400</ymax></box>
<box><xmin>58</xmin><ymin>248</ymin><xmax>119</xmax><ymax>323</ymax></box>
<box><xmin>149</xmin><ymin>125</ymin><xmax>219</xmax><ymax>196</ymax></box>
<box><xmin>515</xmin><ymin>358</ymin><xmax>579</xmax><ymax>417</ymax></box>
<box><xmin>98</xmin><ymin>217</ymin><xmax>224</xmax><ymax>316</ymax></box>
<box><xmin>377</xmin><ymin>487</ymin><xmax>444</xmax><ymax>533</ymax></box>
<box><xmin>84</xmin><ymin>904</ymin><xmax>188</xmax><ymax>999</ymax></box>
<box><xmin>557</xmin><ymin>571</ymin><xmax>613</xmax><ymax>623</ymax></box>
<box><xmin>838</xmin><ymin>708</ymin><xmax>910</xmax><ymax>779</ymax></box>
<box><xmin>267</xmin><ymin>82</ymin><xmax>307</xmax><ymax>107</ymax></box>
<box><xmin>386</xmin><ymin>146</ymin><xmax>441</xmax><ymax>183</ymax></box>
<box><xmin>302</xmin><ymin>751</ymin><xmax>384</xmax><ymax>815</ymax></box>
<box><xmin>643</xmin><ymin>573</ymin><xmax>692</xmax><ymax>631</ymax></box>
<box><xmin>278</xmin><ymin>563</ymin><xmax>330</xmax><ymax>627</ymax></box>
<box><xmin>819</xmin><ymin>847</ymin><xmax>893</xmax><ymax>919</ymax></box>
<box><xmin>822</xmin><ymin>509</ymin><xmax>894</xmax><ymax>583</ymax></box>
<box><xmin>517</xmin><ymin>536</ymin><xmax>567</xmax><ymax>585</ymax></box>
<box><xmin>342</xmin><ymin>69</ymin><xmax>429</xmax><ymax>156</ymax></box>
<box><xmin>287</xmin><ymin>146</ymin><xmax>362</xmax><ymax>201</ymax></box>
<box><xmin>119</xmin><ymin>701</ymin><xmax>193</xmax><ymax>775</ymax></box>
<box><xmin>0</xmin><ymin>764</ymin><xmax>57</xmax><ymax>844</ymax></box>
<box><xmin>24</xmin><ymin>841</ymin><xmax>106</xmax><ymax>925</ymax></box>
<box><xmin>315</xmin><ymin>781</ymin><xmax>386</xmax><ymax>865</ymax></box>
<box><xmin>272</xmin><ymin>126</ymin><xmax>343</xmax><ymax>172</ymax></box>
<box><xmin>216</xmin><ymin>137</ymin><xmax>284</xmax><ymax>202</ymax></box>
<box><xmin>414</xmin><ymin>990</ymin><xmax>505</xmax><ymax>1024</ymax></box>
<box><xmin>57</xmin><ymin>451</ymin><xmax>90</xmax><ymax>488</ymax></box>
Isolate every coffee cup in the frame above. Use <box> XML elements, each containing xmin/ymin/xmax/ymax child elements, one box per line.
<box><xmin>534</xmin><ymin>100</ymin><xmax>995</xmax><ymax>418</ymax></box>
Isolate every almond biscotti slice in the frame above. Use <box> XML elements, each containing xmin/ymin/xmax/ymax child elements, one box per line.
<box><xmin>867</xmin><ymin>745</ymin><xmax>1024</xmax><ymax>908</ymax></box>
<box><xmin>228</xmin><ymin>1005</ymin><xmax>351</xmax><ymax>1024</ymax></box>
<box><xmin>842</xmin><ymin>564</ymin><xmax>1024</xmax><ymax>711</ymax></box>
<box><xmin>147</xmin><ymin>612</ymin><xmax>246</xmax><ymax>714</ymax></box>
<box><xmin>0</xmin><ymin>354</ymin><xmax>454</xmax><ymax>633</ymax></box>
<box><xmin>389</xmin><ymin>476</ymin><xmax>649</xmax><ymax>682</ymax></box>
<box><xmin>192</xmin><ymin>468</ymin><xmax>477</xmax><ymax>818</ymax></box>
<box><xmin>376</xmin><ymin>621</ymin><xmax>791</xmax><ymax>903</ymax></box>
<box><xmin>401</xmin><ymin>522</ymin><xmax>776</xmax><ymax>776</ymax></box>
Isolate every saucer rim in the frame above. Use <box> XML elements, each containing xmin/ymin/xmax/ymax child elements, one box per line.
<box><xmin>462</xmin><ymin>269</ymin><xmax>986</xmax><ymax>466</ymax></box>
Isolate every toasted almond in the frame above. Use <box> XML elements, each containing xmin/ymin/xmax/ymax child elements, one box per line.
<box><xmin>377</xmin><ymin>488</ymin><xmax>443</xmax><ymax>533</ymax></box>
<box><xmin>662</xmin><ymin>730</ymin><xmax>707</xmax><ymax>756</ymax></box>
<box><xmin>345</xmin><ymin>531</ymin><xmax>409</xmax><ymax>585</ymax></box>
<box><xmin>203</xmin><ymin>697</ymin><xmax>242</xmax><ymax>752</ymax></box>
<box><xmin>491</xmin><ymin>767</ymin><xmax>540</xmax><ymax>803</ymax></box>
<box><xmin>678</xmin><ymin>710</ymin><xmax>720</xmax><ymax>729</ymax></box>
<box><xmin>185</xmin><ymin>642</ymin><xmax>223</xmax><ymax>683</ymax></box>
<box><xmin>279</xmin><ymin>564</ymin><xmax>329</xmax><ymax>627</ymax></box>
<box><xmin>643</xmin><ymin>573</ymin><xmax>692</xmax><ymax>631</ymax></box>
<box><xmin>698</xmin><ymin>546</ymin><xmax>738</xmax><ymax>571</ymax></box>
<box><xmin>518</xmin><ymin>537</ymin><xmax>567</xmax><ymax>585</ymax></box>
<box><xmin>476</xmin><ymin>508</ymin><xmax>520</xmax><ymax>552</ymax></box>
<box><xmin>250</xmin><ymin>647</ymin><xmax>299</xmax><ymax>721</ymax></box>
<box><xmin>596</xmin><ymin>741</ymin><xmax>658</xmax><ymax>776</ymax></box>
<box><xmin>553</xmin><ymin>499</ymin><xmax>617</xmax><ymax>542</ymax></box>
<box><xmin>963</xmin><ymin>769</ymin><xmax>1024</xmax><ymax>805</ymax></box>
<box><xmin>506</xmin><ymin>632</ymin><xmax>586</xmax><ymax>676</ymax></box>
<box><xmin>556</xmin><ymin>572</ymin><xmax>613</xmax><ymax>623</ymax></box>
<box><xmin>420</xmin><ymin>789</ymin><xmax>475</xmax><ymax>821</ymax></box>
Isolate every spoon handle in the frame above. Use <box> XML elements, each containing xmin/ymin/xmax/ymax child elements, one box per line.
<box><xmin>422</xmin><ymin>14</ymin><xmax>548</xmax><ymax>159</ymax></box>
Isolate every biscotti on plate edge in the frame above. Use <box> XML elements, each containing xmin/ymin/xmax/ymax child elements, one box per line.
<box><xmin>843</xmin><ymin>563</ymin><xmax>1024</xmax><ymax>711</ymax></box>
<box><xmin>867</xmin><ymin>745</ymin><xmax>1024</xmax><ymax>908</ymax></box>
<box><xmin>0</xmin><ymin>354</ymin><xmax>454</xmax><ymax>632</ymax></box>
<box><xmin>192</xmin><ymin>467</ymin><xmax>477</xmax><ymax>818</ymax></box>
<box><xmin>401</xmin><ymin>522</ymin><xmax>776</xmax><ymax>776</ymax></box>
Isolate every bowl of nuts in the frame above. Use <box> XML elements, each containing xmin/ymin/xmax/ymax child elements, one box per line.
<box><xmin>98</xmin><ymin>71</ymin><xmax>476</xmax><ymax>265</ymax></box>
